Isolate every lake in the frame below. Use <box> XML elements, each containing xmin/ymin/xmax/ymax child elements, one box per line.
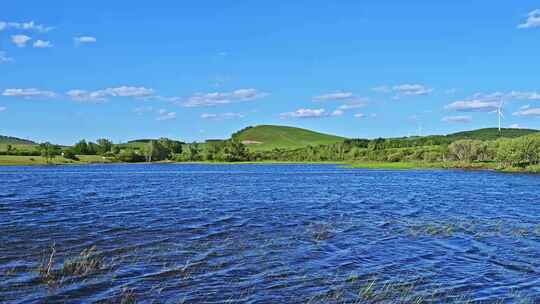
<box><xmin>1</xmin><ymin>164</ymin><xmax>540</xmax><ymax>303</ymax></box>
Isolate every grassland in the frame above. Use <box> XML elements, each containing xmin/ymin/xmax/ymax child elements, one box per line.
<box><xmin>231</xmin><ymin>125</ymin><xmax>346</xmax><ymax>151</ymax></box>
<box><xmin>347</xmin><ymin>161</ymin><xmax>499</xmax><ymax>170</ymax></box>
<box><xmin>444</xmin><ymin>127</ymin><xmax>538</xmax><ymax>141</ymax></box>
<box><xmin>0</xmin><ymin>155</ymin><xmax>115</xmax><ymax>166</ymax></box>
<box><xmin>0</xmin><ymin>135</ymin><xmax>36</xmax><ymax>145</ymax></box>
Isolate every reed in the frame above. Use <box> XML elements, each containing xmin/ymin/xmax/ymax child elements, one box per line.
<box><xmin>37</xmin><ymin>244</ymin><xmax>106</xmax><ymax>286</ymax></box>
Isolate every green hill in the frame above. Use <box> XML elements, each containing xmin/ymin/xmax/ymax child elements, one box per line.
<box><xmin>231</xmin><ymin>125</ymin><xmax>346</xmax><ymax>151</ymax></box>
<box><xmin>0</xmin><ymin>135</ymin><xmax>35</xmax><ymax>145</ymax></box>
<box><xmin>445</xmin><ymin>128</ymin><xmax>538</xmax><ymax>141</ymax></box>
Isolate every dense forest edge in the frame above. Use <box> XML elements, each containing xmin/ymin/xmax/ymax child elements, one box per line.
<box><xmin>1</xmin><ymin>125</ymin><xmax>540</xmax><ymax>174</ymax></box>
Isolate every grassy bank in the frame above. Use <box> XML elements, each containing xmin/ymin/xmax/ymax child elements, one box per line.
<box><xmin>0</xmin><ymin>156</ymin><xmax>345</xmax><ymax>166</ymax></box>
<box><xmin>347</xmin><ymin>161</ymin><xmax>499</xmax><ymax>170</ymax></box>
<box><xmin>346</xmin><ymin>161</ymin><xmax>540</xmax><ymax>174</ymax></box>
<box><xmin>0</xmin><ymin>155</ymin><xmax>115</xmax><ymax>166</ymax></box>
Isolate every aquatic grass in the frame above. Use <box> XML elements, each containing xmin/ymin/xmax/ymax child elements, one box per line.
<box><xmin>402</xmin><ymin>218</ymin><xmax>540</xmax><ymax>240</ymax></box>
<box><xmin>119</xmin><ymin>288</ymin><xmax>137</xmax><ymax>304</ymax></box>
<box><xmin>24</xmin><ymin>226</ymin><xmax>540</xmax><ymax>303</ymax></box>
<box><xmin>62</xmin><ymin>246</ymin><xmax>105</xmax><ymax>276</ymax></box>
<box><xmin>3</xmin><ymin>266</ymin><xmax>22</xmax><ymax>277</ymax></box>
<box><xmin>310</xmin><ymin>222</ymin><xmax>336</xmax><ymax>242</ymax></box>
<box><xmin>37</xmin><ymin>244</ymin><xmax>107</xmax><ymax>286</ymax></box>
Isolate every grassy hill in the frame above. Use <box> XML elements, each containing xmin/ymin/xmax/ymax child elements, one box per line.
<box><xmin>0</xmin><ymin>135</ymin><xmax>37</xmax><ymax>152</ymax></box>
<box><xmin>231</xmin><ymin>125</ymin><xmax>346</xmax><ymax>151</ymax></box>
<box><xmin>0</xmin><ymin>135</ymin><xmax>35</xmax><ymax>145</ymax></box>
<box><xmin>444</xmin><ymin>128</ymin><xmax>538</xmax><ymax>141</ymax></box>
<box><xmin>396</xmin><ymin>128</ymin><xmax>539</xmax><ymax>145</ymax></box>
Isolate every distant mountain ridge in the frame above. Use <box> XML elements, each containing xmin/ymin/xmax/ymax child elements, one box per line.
<box><xmin>0</xmin><ymin>135</ymin><xmax>36</xmax><ymax>145</ymax></box>
<box><xmin>444</xmin><ymin>128</ymin><xmax>538</xmax><ymax>141</ymax></box>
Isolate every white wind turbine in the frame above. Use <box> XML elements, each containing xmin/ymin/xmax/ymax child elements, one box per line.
<box><xmin>497</xmin><ymin>101</ymin><xmax>504</xmax><ymax>133</ymax></box>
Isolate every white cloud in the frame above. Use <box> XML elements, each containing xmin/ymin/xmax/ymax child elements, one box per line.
<box><xmin>374</xmin><ymin>84</ymin><xmax>433</xmax><ymax>98</ymax></box>
<box><xmin>518</xmin><ymin>9</ymin><xmax>540</xmax><ymax>29</ymax></box>
<box><xmin>331</xmin><ymin>109</ymin><xmax>344</xmax><ymax>116</ymax></box>
<box><xmin>2</xmin><ymin>88</ymin><xmax>57</xmax><ymax>99</ymax></box>
<box><xmin>441</xmin><ymin>115</ymin><xmax>472</xmax><ymax>123</ymax></box>
<box><xmin>313</xmin><ymin>92</ymin><xmax>354</xmax><ymax>102</ymax></box>
<box><xmin>513</xmin><ymin>107</ymin><xmax>540</xmax><ymax>117</ymax></box>
<box><xmin>102</xmin><ymin>86</ymin><xmax>154</xmax><ymax>97</ymax></box>
<box><xmin>510</xmin><ymin>123</ymin><xmax>522</xmax><ymax>128</ymax></box>
<box><xmin>354</xmin><ymin>113</ymin><xmax>365</xmax><ymax>118</ymax></box>
<box><xmin>66</xmin><ymin>89</ymin><xmax>107</xmax><ymax>102</ymax></box>
<box><xmin>0</xmin><ymin>21</ymin><xmax>52</xmax><ymax>33</ymax></box>
<box><xmin>444</xmin><ymin>99</ymin><xmax>499</xmax><ymax>112</ymax></box>
<box><xmin>0</xmin><ymin>106</ymin><xmax>6</xmax><ymax>112</ymax></box>
<box><xmin>33</xmin><ymin>40</ymin><xmax>53</xmax><ymax>48</ymax></box>
<box><xmin>338</xmin><ymin>101</ymin><xmax>367</xmax><ymax>111</ymax></box>
<box><xmin>312</xmin><ymin>92</ymin><xmax>368</xmax><ymax>113</ymax></box>
<box><xmin>393</xmin><ymin>84</ymin><xmax>433</xmax><ymax>97</ymax></box>
<box><xmin>74</xmin><ymin>36</ymin><xmax>97</xmax><ymax>44</ymax></box>
<box><xmin>67</xmin><ymin>86</ymin><xmax>154</xmax><ymax>102</ymax></box>
<box><xmin>201</xmin><ymin>112</ymin><xmax>244</xmax><ymax>120</ymax></box>
<box><xmin>0</xmin><ymin>52</ymin><xmax>13</xmax><ymax>63</ymax></box>
<box><xmin>11</xmin><ymin>35</ymin><xmax>31</xmax><ymax>47</ymax></box>
<box><xmin>280</xmin><ymin>108</ymin><xmax>327</xmax><ymax>119</ymax></box>
<box><xmin>183</xmin><ymin>88</ymin><xmax>268</xmax><ymax>107</ymax></box>
<box><xmin>156</xmin><ymin>109</ymin><xmax>177</xmax><ymax>121</ymax></box>
<box><xmin>509</xmin><ymin>91</ymin><xmax>540</xmax><ymax>100</ymax></box>
<box><xmin>443</xmin><ymin>90</ymin><xmax>540</xmax><ymax>112</ymax></box>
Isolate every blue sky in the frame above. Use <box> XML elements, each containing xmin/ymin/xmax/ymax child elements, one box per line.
<box><xmin>1</xmin><ymin>1</ymin><xmax>540</xmax><ymax>144</ymax></box>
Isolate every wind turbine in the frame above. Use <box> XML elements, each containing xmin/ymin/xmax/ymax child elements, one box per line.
<box><xmin>497</xmin><ymin>101</ymin><xmax>504</xmax><ymax>133</ymax></box>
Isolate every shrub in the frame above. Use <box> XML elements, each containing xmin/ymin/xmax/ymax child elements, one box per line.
<box><xmin>63</xmin><ymin>149</ymin><xmax>79</xmax><ymax>161</ymax></box>
<box><xmin>117</xmin><ymin>149</ymin><xmax>145</xmax><ymax>162</ymax></box>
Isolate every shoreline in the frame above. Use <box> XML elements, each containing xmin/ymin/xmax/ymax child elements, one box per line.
<box><xmin>0</xmin><ymin>156</ymin><xmax>538</xmax><ymax>174</ymax></box>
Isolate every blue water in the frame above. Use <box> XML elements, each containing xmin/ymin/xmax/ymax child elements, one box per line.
<box><xmin>1</xmin><ymin>164</ymin><xmax>540</xmax><ymax>303</ymax></box>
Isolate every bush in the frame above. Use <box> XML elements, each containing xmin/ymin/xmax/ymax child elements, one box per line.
<box><xmin>63</xmin><ymin>149</ymin><xmax>79</xmax><ymax>161</ymax></box>
<box><xmin>117</xmin><ymin>149</ymin><xmax>145</xmax><ymax>162</ymax></box>
<box><xmin>102</xmin><ymin>151</ymin><xmax>116</xmax><ymax>158</ymax></box>
<box><xmin>423</xmin><ymin>151</ymin><xmax>441</xmax><ymax>162</ymax></box>
<box><xmin>387</xmin><ymin>151</ymin><xmax>404</xmax><ymax>162</ymax></box>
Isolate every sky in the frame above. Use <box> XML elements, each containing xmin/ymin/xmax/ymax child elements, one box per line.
<box><xmin>1</xmin><ymin>1</ymin><xmax>540</xmax><ymax>145</ymax></box>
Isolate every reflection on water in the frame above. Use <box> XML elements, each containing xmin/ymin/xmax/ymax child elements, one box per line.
<box><xmin>1</xmin><ymin>164</ymin><xmax>540</xmax><ymax>303</ymax></box>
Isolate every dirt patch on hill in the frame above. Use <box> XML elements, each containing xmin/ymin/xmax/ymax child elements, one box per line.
<box><xmin>241</xmin><ymin>140</ymin><xmax>263</xmax><ymax>145</ymax></box>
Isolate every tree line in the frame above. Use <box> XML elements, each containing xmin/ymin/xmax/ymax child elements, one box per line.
<box><xmin>3</xmin><ymin>132</ymin><xmax>540</xmax><ymax>171</ymax></box>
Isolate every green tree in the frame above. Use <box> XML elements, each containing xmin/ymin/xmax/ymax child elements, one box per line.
<box><xmin>205</xmin><ymin>141</ymin><xmax>224</xmax><ymax>161</ymax></box>
<box><xmin>73</xmin><ymin>140</ymin><xmax>89</xmax><ymax>155</ymax></box>
<box><xmin>142</xmin><ymin>140</ymin><xmax>170</xmax><ymax>162</ymax></box>
<box><xmin>448</xmin><ymin>140</ymin><xmax>483</xmax><ymax>162</ymax></box>
<box><xmin>63</xmin><ymin>148</ymin><xmax>79</xmax><ymax>161</ymax></box>
<box><xmin>96</xmin><ymin>138</ymin><xmax>113</xmax><ymax>155</ymax></box>
<box><xmin>39</xmin><ymin>142</ymin><xmax>61</xmax><ymax>163</ymax></box>
<box><xmin>158</xmin><ymin>138</ymin><xmax>183</xmax><ymax>159</ymax></box>
<box><xmin>223</xmin><ymin>140</ymin><xmax>249</xmax><ymax>162</ymax></box>
<box><xmin>117</xmin><ymin>148</ymin><xmax>145</xmax><ymax>162</ymax></box>
<box><xmin>187</xmin><ymin>142</ymin><xmax>202</xmax><ymax>161</ymax></box>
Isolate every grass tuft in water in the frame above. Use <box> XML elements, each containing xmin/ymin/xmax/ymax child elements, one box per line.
<box><xmin>37</xmin><ymin>244</ymin><xmax>107</xmax><ymax>286</ymax></box>
<box><xmin>62</xmin><ymin>246</ymin><xmax>105</xmax><ymax>276</ymax></box>
<box><xmin>119</xmin><ymin>288</ymin><xmax>137</xmax><ymax>304</ymax></box>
